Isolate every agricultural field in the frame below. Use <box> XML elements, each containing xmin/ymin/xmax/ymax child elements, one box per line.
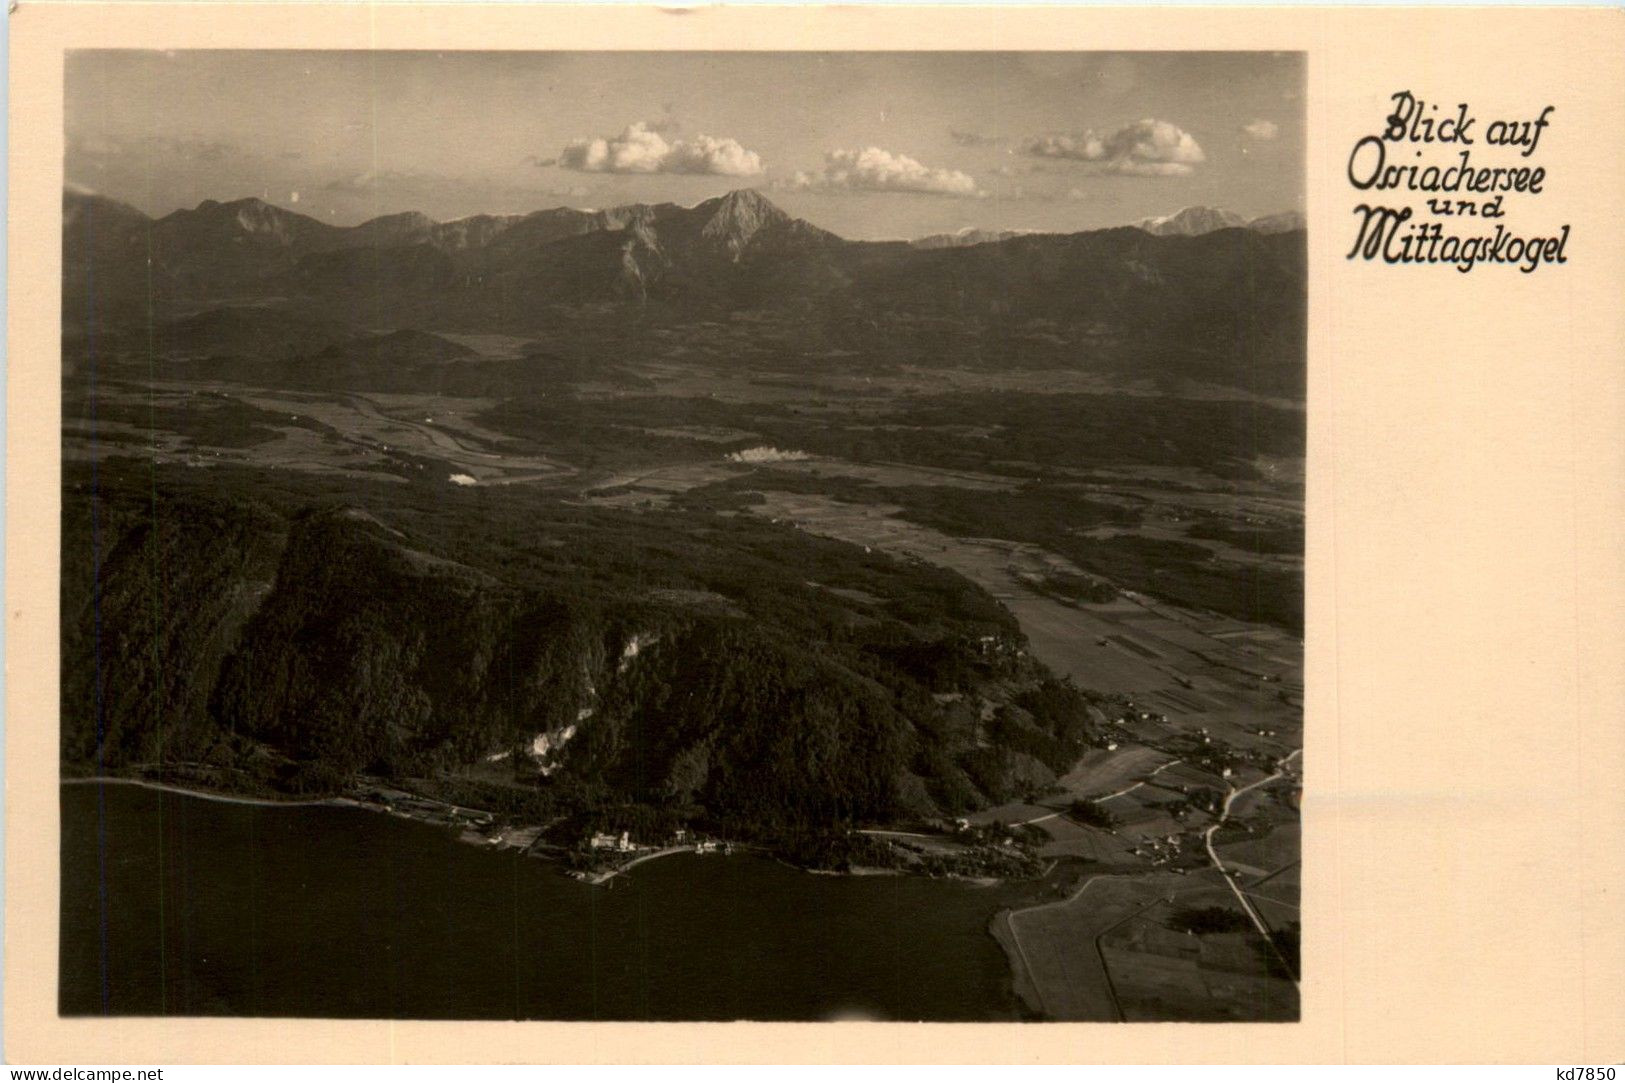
<box><xmin>998</xmin><ymin>870</ymin><xmax>1299</xmax><ymax>1022</ymax></box>
<box><xmin>995</xmin><ymin>874</ymin><xmax>1190</xmax><ymax>1021</ymax></box>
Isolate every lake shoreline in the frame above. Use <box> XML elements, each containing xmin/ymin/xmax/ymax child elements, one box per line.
<box><xmin>988</xmin><ymin>909</ymin><xmax>1047</xmax><ymax>1020</ymax></box>
<box><xmin>58</xmin><ymin>775</ymin><xmax>1036</xmax><ymax>892</ymax></box>
<box><xmin>63</xmin><ymin>775</ymin><xmax>1050</xmax><ymax>1015</ymax></box>
<box><xmin>61</xmin><ymin>780</ymin><xmax>1026</xmax><ymax>1020</ymax></box>
<box><xmin>62</xmin><ymin>773</ymin><xmax>497</xmax><ymax>833</ymax></box>
<box><xmin>62</xmin><ymin>775</ymin><xmax>349</xmax><ymax>809</ymax></box>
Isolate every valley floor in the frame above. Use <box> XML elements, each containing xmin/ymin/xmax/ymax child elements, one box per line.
<box><xmin>63</xmin><ymin>336</ymin><xmax>1302</xmax><ymax>1023</ymax></box>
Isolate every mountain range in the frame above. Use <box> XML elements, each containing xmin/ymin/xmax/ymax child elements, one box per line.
<box><xmin>64</xmin><ymin>187</ymin><xmax>1307</xmax><ymax>395</ymax></box>
<box><xmin>64</xmin><ymin>187</ymin><xmax>1303</xmax><ymax>308</ymax></box>
<box><xmin>65</xmin><ymin>188</ymin><xmax>832</xmax><ymax>315</ymax></box>
<box><xmin>1133</xmin><ymin>206</ymin><xmax>1306</xmax><ymax>237</ymax></box>
<box><xmin>910</xmin><ymin>227</ymin><xmax>1038</xmax><ymax>249</ymax></box>
<box><xmin>913</xmin><ymin>207</ymin><xmax>1303</xmax><ymax>247</ymax></box>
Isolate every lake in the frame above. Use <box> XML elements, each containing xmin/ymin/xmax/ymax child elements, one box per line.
<box><xmin>60</xmin><ymin>781</ymin><xmax>1028</xmax><ymax>1020</ymax></box>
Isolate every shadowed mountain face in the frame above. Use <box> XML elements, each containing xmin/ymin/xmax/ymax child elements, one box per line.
<box><xmin>64</xmin><ymin>187</ymin><xmax>1306</xmax><ymax>396</ymax></box>
<box><xmin>64</xmin><ymin>466</ymin><xmax>1097</xmax><ymax>829</ymax></box>
<box><xmin>342</xmin><ymin>211</ymin><xmax>530</xmax><ymax>252</ymax></box>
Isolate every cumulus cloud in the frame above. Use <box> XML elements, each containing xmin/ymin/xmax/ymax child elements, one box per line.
<box><xmin>1020</xmin><ymin>119</ymin><xmax>1206</xmax><ymax>177</ymax></box>
<box><xmin>1242</xmin><ymin>119</ymin><xmax>1280</xmax><ymax>141</ymax></box>
<box><xmin>557</xmin><ymin>121</ymin><xmax>763</xmax><ymax>177</ymax></box>
<box><xmin>1099</xmin><ymin>120</ymin><xmax>1206</xmax><ymax>175</ymax></box>
<box><xmin>790</xmin><ymin>147</ymin><xmax>982</xmax><ymax>197</ymax></box>
<box><xmin>1022</xmin><ymin>132</ymin><xmax>1108</xmax><ymax>162</ymax></box>
<box><xmin>949</xmin><ymin>129</ymin><xmax>1004</xmax><ymax>148</ymax></box>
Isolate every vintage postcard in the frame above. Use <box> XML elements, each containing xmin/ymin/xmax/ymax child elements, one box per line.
<box><xmin>5</xmin><ymin>3</ymin><xmax>1622</xmax><ymax>1065</ymax></box>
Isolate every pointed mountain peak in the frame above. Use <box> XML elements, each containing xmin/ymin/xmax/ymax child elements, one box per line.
<box><xmin>1133</xmin><ymin>206</ymin><xmax>1248</xmax><ymax>237</ymax></box>
<box><xmin>698</xmin><ymin>189</ymin><xmax>790</xmax><ymax>258</ymax></box>
<box><xmin>710</xmin><ymin>188</ymin><xmax>786</xmax><ymax>215</ymax></box>
<box><xmin>179</xmin><ymin>195</ymin><xmax>307</xmax><ymax>228</ymax></box>
<box><xmin>702</xmin><ymin>189</ymin><xmax>790</xmax><ymax>229</ymax></box>
<box><xmin>156</xmin><ymin>195</ymin><xmax>335</xmax><ymax>247</ymax></box>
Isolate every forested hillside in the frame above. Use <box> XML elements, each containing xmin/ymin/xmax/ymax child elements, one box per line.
<box><xmin>62</xmin><ymin>459</ymin><xmax>1104</xmax><ymax>835</ymax></box>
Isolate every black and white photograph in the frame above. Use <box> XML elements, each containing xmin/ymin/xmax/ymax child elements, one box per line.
<box><xmin>59</xmin><ymin>49</ymin><xmax>1306</xmax><ymax>1023</ymax></box>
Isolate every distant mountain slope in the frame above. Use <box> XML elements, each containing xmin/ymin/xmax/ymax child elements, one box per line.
<box><xmin>316</xmin><ymin>328</ymin><xmax>475</xmax><ymax>366</ymax></box>
<box><xmin>1246</xmin><ymin>210</ymin><xmax>1308</xmax><ymax>235</ymax></box>
<box><xmin>911</xmin><ymin>228</ymin><xmax>1038</xmax><ymax>249</ymax></box>
<box><xmin>283</xmin><ymin>243</ymin><xmax>460</xmax><ymax>299</ymax></box>
<box><xmin>1133</xmin><ymin>206</ymin><xmax>1249</xmax><ymax>236</ymax></box>
<box><xmin>62</xmin><ymin>189</ymin><xmax>151</xmax><ymax>253</ymax></box>
<box><xmin>148</xmin><ymin>198</ymin><xmax>350</xmax><ymax>294</ymax></box>
<box><xmin>343</xmin><ymin>211</ymin><xmax>440</xmax><ymax>249</ymax></box>
<box><xmin>152</xmin><ymin>307</ymin><xmax>359</xmax><ymax>360</ymax></box>
<box><xmin>62</xmin><ymin>191</ymin><xmax>163</xmax><ymax>328</ymax></box>
<box><xmin>158</xmin><ymin>327</ymin><xmax>481</xmax><ymax>393</ymax></box>
<box><xmin>64</xmin><ymin>187</ymin><xmax>1306</xmax><ymax>395</ymax></box>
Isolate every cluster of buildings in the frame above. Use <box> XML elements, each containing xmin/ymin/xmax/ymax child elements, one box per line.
<box><xmin>1132</xmin><ymin>831</ymin><xmax>1197</xmax><ymax>869</ymax></box>
<box><xmin>587</xmin><ymin>828</ymin><xmax>730</xmax><ymax>856</ymax></box>
<box><xmin>589</xmin><ymin>830</ymin><xmax>637</xmax><ymax>853</ymax></box>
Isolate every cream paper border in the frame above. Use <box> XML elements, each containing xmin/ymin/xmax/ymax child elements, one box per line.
<box><xmin>7</xmin><ymin>4</ymin><xmax>1623</xmax><ymax>1064</ymax></box>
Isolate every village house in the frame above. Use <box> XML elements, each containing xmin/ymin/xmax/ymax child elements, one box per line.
<box><xmin>590</xmin><ymin>830</ymin><xmax>635</xmax><ymax>852</ymax></box>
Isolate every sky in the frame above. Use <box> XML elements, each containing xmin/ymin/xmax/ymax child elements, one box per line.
<box><xmin>66</xmin><ymin>50</ymin><xmax>1304</xmax><ymax>240</ymax></box>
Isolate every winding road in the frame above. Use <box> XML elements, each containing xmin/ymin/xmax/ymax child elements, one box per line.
<box><xmin>1202</xmin><ymin>748</ymin><xmax>1301</xmax><ymax>983</ymax></box>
